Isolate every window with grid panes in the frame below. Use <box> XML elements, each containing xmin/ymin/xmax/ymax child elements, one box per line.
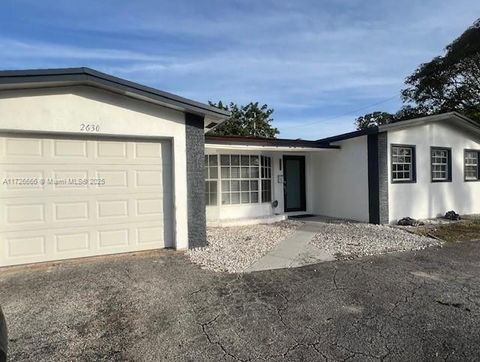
<box><xmin>391</xmin><ymin>145</ymin><xmax>415</xmax><ymax>182</ymax></box>
<box><xmin>204</xmin><ymin>154</ymin><xmax>218</xmax><ymax>206</ymax></box>
<box><xmin>219</xmin><ymin>154</ymin><xmax>272</xmax><ymax>205</ymax></box>
<box><xmin>431</xmin><ymin>148</ymin><xmax>451</xmax><ymax>182</ymax></box>
<box><xmin>465</xmin><ymin>150</ymin><xmax>479</xmax><ymax>181</ymax></box>
<box><xmin>261</xmin><ymin>156</ymin><xmax>272</xmax><ymax>202</ymax></box>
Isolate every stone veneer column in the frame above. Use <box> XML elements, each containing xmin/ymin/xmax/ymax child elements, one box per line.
<box><xmin>185</xmin><ymin>113</ymin><xmax>207</xmax><ymax>247</ymax></box>
<box><xmin>368</xmin><ymin>132</ymin><xmax>389</xmax><ymax>224</ymax></box>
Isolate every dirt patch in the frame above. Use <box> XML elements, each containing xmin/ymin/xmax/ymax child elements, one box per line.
<box><xmin>410</xmin><ymin>218</ymin><xmax>480</xmax><ymax>243</ymax></box>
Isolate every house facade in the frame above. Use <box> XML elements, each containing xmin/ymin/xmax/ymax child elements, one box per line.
<box><xmin>205</xmin><ymin>113</ymin><xmax>480</xmax><ymax>225</ymax></box>
<box><xmin>0</xmin><ymin>68</ymin><xmax>479</xmax><ymax>267</ymax></box>
<box><xmin>205</xmin><ymin>113</ymin><xmax>480</xmax><ymax>224</ymax></box>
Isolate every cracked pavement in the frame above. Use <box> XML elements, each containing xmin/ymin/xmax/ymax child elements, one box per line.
<box><xmin>1</xmin><ymin>241</ymin><xmax>480</xmax><ymax>361</ymax></box>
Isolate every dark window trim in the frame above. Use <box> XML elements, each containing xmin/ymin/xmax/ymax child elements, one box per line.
<box><xmin>464</xmin><ymin>149</ymin><xmax>480</xmax><ymax>182</ymax></box>
<box><xmin>431</xmin><ymin>146</ymin><xmax>452</xmax><ymax>183</ymax></box>
<box><xmin>390</xmin><ymin>144</ymin><xmax>417</xmax><ymax>184</ymax></box>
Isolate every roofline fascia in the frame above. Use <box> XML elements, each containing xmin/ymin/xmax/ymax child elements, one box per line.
<box><xmin>0</xmin><ymin>67</ymin><xmax>231</xmax><ymax>120</ymax></box>
<box><xmin>205</xmin><ymin>135</ymin><xmax>339</xmax><ymax>149</ymax></box>
<box><xmin>316</xmin><ymin>127</ymin><xmax>379</xmax><ymax>144</ymax></box>
<box><xmin>205</xmin><ymin>143</ymin><xmax>340</xmax><ymax>152</ymax></box>
<box><xmin>378</xmin><ymin>112</ymin><xmax>480</xmax><ymax>134</ymax></box>
<box><xmin>317</xmin><ymin>111</ymin><xmax>480</xmax><ymax>144</ymax></box>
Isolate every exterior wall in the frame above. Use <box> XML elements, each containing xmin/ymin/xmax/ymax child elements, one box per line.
<box><xmin>311</xmin><ymin>136</ymin><xmax>370</xmax><ymax>222</ymax></box>
<box><xmin>185</xmin><ymin>114</ymin><xmax>206</xmax><ymax>248</ymax></box>
<box><xmin>205</xmin><ymin>147</ymin><xmax>316</xmax><ymax>222</ymax></box>
<box><xmin>0</xmin><ymin>85</ymin><xmax>190</xmax><ymax>249</ymax></box>
<box><xmin>388</xmin><ymin>122</ymin><xmax>480</xmax><ymax>222</ymax></box>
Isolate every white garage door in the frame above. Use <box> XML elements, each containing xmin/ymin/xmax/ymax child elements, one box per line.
<box><xmin>0</xmin><ymin>134</ymin><xmax>173</xmax><ymax>267</ymax></box>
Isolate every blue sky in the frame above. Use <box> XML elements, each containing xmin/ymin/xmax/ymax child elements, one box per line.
<box><xmin>1</xmin><ymin>1</ymin><xmax>479</xmax><ymax>139</ymax></box>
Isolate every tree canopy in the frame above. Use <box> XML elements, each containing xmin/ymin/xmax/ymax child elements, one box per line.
<box><xmin>354</xmin><ymin>111</ymin><xmax>394</xmax><ymax>130</ymax></box>
<box><xmin>207</xmin><ymin>101</ymin><xmax>279</xmax><ymax>138</ymax></box>
<box><xmin>356</xmin><ymin>18</ymin><xmax>480</xmax><ymax>130</ymax></box>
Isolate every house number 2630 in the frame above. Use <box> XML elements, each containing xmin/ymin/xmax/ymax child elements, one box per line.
<box><xmin>80</xmin><ymin>124</ymin><xmax>100</xmax><ymax>132</ymax></box>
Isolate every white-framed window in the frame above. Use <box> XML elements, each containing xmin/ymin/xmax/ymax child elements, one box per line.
<box><xmin>221</xmin><ymin>154</ymin><xmax>261</xmax><ymax>205</ymax></box>
<box><xmin>391</xmin><ymin>145</ymin><xmax>415</xmax><ymax>183</ymax></box>
<box><xmin>261</xmin><ymin>156</ymin><xmax>272</xmax><ymax>202</ymax></box>
<box><xmin>431</xmin><ymin>147</ymin><xmax>451</xmax><ymax>182</ymax></box>
<box><xmin>465</xmin><ymin>150</ymin><xmax>479</xmax><ymax>181</ymax></box>
<box><xmin>204</xmin><ymin>154</ymin><xmax>273</xmax><ymax>205</ymax></box>
<box><xmin>205</xmin><ymin>155</ymin><xmax>218</xmax><ymax>206</ymax></box>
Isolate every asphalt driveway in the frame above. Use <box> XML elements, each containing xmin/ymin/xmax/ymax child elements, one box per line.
<box><xmin>1</xmin><ymin>241</ymin><xmax>480</xmax><ymax>361</ymax></box>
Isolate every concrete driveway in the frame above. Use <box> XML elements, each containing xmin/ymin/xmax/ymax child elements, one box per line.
<box><xmin>1</xmin><ymin>242</ymin><xmax>480</xmax><ymax>361</ymax></box>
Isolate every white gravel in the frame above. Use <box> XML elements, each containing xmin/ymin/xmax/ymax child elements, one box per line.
<box><xmin>187</xmin><ymin>220</ymin><xmax>302</xmax><ymax>273</ymax></box>
<box><xmin>310</xmin><ymin>222</ymin><xmax>443</xmax><ymax>259</ymax></box>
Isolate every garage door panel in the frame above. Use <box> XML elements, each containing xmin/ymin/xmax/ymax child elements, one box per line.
<box><xmin>0</xmin><ymin>135</ymin><xmax>173</xmax><ymax>267</ymax></box>
<box><xmin>137</xmin><ymin>224</ymin><xmax>171</xmax><ymax>246</ymax></box>
<box><xmin>97</xmin><ymin>200</ymin><xmax>129</xmax><ymax>218</ymax></box>
<box><xmin>0</xmin><ymin>137</ymin><xmax>172</xmax><ymax>165</ymax></box>
<box><xmin>134</xmin><ymin>141</ymin><xmax>171</xmax><ymax>161</ymax></box>
<box><xmin>96</xmin><ymin>141</ymin><xmax>128</xmax><ymax>158</ymax></box>
<box><xmin>0</xmin><ymin>220</ymin><xmax>170</xmax><ymax>266</ymax></box>
<box><xmin>7</xmin><ymin>235</ymin><xmax>46</xmax><ymax>258</ymax></box>
<box><xmin>5</xmin><ymin>137</ymin><xmax>44</xmax><ymax>157</ymax></box>
<box><xmin>1</xmin><ymin>193</ymin><xmax>172</xmax><ymax>233</ymax></box>
<box><xmin>6</xmin><ymin>203</ymin><xmax>45</xmax><ymax>224</ymax></box>
<box><xmin>53</xmin><ymin>139</ymin><xmax>89</xmax><ymax>158</ymax></box>
<box><xmin>98</xmin><ymin>228</ymin><xmax>129</xmax><ymax>248</ymax></box>
<box><xmin>97</xmin><ymin>170</ymin><xmax>129</xmax><ymax>188</ymax></box>
<box><xmin>55</xmin><ymin>201</ymin><xmax>90</xmax><ymax>221</ymax></box>
<box><xmin>134</xmin><ymin>142</ymin><xmax>161</xmax><ymax>159</ymax></box>
<box><xmin>55</xmin><ymin>232</ymin><xmax>90</xmax><ymax>253</ymax></box>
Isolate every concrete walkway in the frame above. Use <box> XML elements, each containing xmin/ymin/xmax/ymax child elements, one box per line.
<box><xmin>246</xmin><ymin>222</ymin><xmax>335</xmax><ymax>272</ymax></box>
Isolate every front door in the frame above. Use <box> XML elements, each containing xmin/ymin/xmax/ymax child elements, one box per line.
<box><xmin>283</xmin><ymin>155</ymin><xmax>306</xmax><ymax>212</ymax></box>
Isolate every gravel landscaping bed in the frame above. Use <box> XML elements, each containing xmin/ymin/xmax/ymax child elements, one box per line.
<box><xmin>310</xmin><ymin>222</ymin><xmax>442</xmax><ymax>259</ymax></box>
<box><xmin>187</xmin><ymin>220</ymin><xmax>302</xmax><ymax>273</ymax></box>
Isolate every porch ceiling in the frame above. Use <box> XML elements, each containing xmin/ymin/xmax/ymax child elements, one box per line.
<box><xmin>205</xmin><ymin>143</ymin><xmax>339</xmax><ymax>152</ymax></box>
<box><xmin>205</xmin><ymin>135</ymin><xmax>339</xmax><ymax>152</ymax></box>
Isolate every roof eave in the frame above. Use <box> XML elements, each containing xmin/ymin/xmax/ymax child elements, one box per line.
<box><xmin>378</xmin><ymin>112</ymin><xmax>480</xmax><ymax>134</ymax></box>
<box><xmin>205</xmin><ymin>143</ymin><xmax>340</xmax><ymax>152</ymax></box>
<box><xmin>316</xmin><ymin>127</ymin><xmax>378</xmax><ymax>144</ymax></box>
<box><xmin>205</xmin><ymin>135</ymin><xmax>338</xmax><ymax>149</ymax></box>
<box><xmin>0</xmin><ymin>67</ymin><xmax>231</xmax><ymax>121</ymax></box>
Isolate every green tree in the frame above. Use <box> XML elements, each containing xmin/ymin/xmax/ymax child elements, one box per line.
<box><xmin>354</xmin><ymin>111</ymin><xmax>394</xmax><ymax>130</ymax></box>
<box><xmin>402</xmin><ymin>19</ymin><xmax>480</xmax><ymax>122</ymax></box>
<box><xmin>208</xmin><ymin>101</ymin><xmax>279</xmax><ymax>138</ymax></box>
<box><xmin>393</xmin><ymin>105</ymin><xmax>430</xmax><ymax>121</ymax></box>
<box><xmin>355</xmin><ymin>18</ymin><xmax>480</xmax><ymax>130</ymax></box>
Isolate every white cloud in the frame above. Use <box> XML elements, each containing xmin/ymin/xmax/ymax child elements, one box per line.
<box><xmin>2</xmin><ymin>0</ymin><xmax>479</xmax><ymax>139</ymax></box>
<box><xmin>0</xmin><ymin>38</ymin><xmax>172</xmax><ymax>62</ymax></box>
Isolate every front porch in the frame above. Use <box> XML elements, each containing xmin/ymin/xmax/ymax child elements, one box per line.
<box><xmin>205</xmin><ymin>133</ymin><xmax>375</xmax><ymax>225</ymax></box>
<box><xmin>204</xmin><ymin>135</ymin><xmax>339</xmax><ymax>223</ymax></box>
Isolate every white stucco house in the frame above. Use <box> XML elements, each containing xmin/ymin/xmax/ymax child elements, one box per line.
<box><xmin>0</xmin><ymin>67</ymin><xmax>479</xmax><ymax>267</ymax></box>
<box><xmin>206</xmin><ymin>112</ymin><xmax>480</xmax><ymax>225</ymax></box>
